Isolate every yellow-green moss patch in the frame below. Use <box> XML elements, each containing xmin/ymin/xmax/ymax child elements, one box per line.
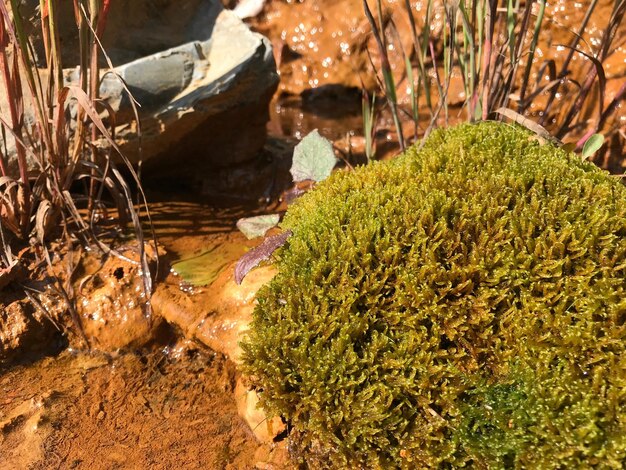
<box><xmin>242</xmin><ymin>122</ymin><xmax>626</xmax><ymax>469</ymax></box>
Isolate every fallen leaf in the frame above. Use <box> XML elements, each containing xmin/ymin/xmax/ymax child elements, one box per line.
<box><xmin>290</xmin><ymin>129</ymin><xmax>337</xmax><ymax>183</ymax></box>
<box><xmin>172</xmin><ymin>242</ymin><xmax>246</xmax><ymax>287</ymax></box>
<box><xmin>235</xmin><ymin>230</ymin><xmax>292</xmax><ymax>285</ymax></box>
<box><xmin>496</xmin><ymin>107</ymin><xmax>561</xmax><ymax>146</ymax></box>
<box><xmin>236</xmin><ymin>214</ymin><xmax>280</xmax><ymax>240</ymax></box>
<box><xmin>582</xmin><ymin>134</ymin><xmax>605</xmax><ymax>160</ymax></box>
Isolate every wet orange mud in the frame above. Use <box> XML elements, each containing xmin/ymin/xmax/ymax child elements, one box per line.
<box><xmin>0</xmin><ymin>348</ymin><xmax>271</xmax><ymax>469</ymax></box>
<box><xmin>255</xmin><ymin>0</ymin><xmax>625</xmax><ymax>163</ymax></box>
<box><xmin>0</xmin><ymin>198</ymin><xmax>291</xmax><ymax>469</ymax></box>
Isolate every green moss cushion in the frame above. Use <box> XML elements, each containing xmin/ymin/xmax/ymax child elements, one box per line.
<box><xmin>242</xmin><ymin>122</ymin><xmax>626</xmax><ymax>469</ymax></box>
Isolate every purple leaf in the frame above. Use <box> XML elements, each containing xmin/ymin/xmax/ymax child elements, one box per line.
<box><xmin>283</xmin><ymin>186</ymin><xmax>306</xmax><ymax>205</ymax></box>
<box><xmin>234</xmin><ymin>230</ymin><xmax>292</xmax><ymax>284</ymax></box>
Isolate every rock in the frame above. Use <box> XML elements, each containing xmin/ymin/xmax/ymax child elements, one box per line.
<box><xmin>235</xmin><ymin>378</ymin><xmax>286</xmax><ymax>443</ymax></box>
<box><xmin>7</xmin><ymin>0</ymin><xmax>279</xmax><ymax>179</ymax></box>
<box><xmin>152</xmin><ymin>262</ymin><xmax>283</xmax><ymax>444</ymax></box>
<box><xmin>153</xmin><ymin>264</ymin><xmax>276</xmax><ymax>364</ymax></box>
<box><xmin>75</xmin><ymin>245</ymin><xmax>164</xmax><ymax>352</ymax></box>
<box><xmin>0</xmin><ymin>300</ymin><xmax>61</xmax><ymax>366</ymax></box>
<box><xmin>232</xmin><ymin>0</ymin><xmax>267</xmax><ymax>19</ymax></box>
<box><xmin>97</xmin><ymin>3</ymin><xmax>279</xmax><ymax>178</ymax></box>
<box><xmin>195</xmin><ymin>264</ymin><xmax>277</xmax><ymax>364</ymax></box>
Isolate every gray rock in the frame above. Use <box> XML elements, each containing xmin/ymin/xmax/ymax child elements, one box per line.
<box><xmin>4</xmin><ymin>0</ymin><xmax>278</xmax><ymax>178</ymax></box>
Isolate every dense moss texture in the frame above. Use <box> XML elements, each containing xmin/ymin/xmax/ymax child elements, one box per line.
<box><xmin>242</xmin><ymin>122</ymin><xmax>626</xmax><ymax>468</ymax></box>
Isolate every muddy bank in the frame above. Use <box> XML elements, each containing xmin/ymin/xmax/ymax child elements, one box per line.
<box><xmin>0</xmin><ymin>345</ymin><xmax>288</xmax><ymax>469</ymax></box>
<box><xmin>0</xmin><ymin>196</ymin><xmax>292</xmax><ymax>468</ymax></box>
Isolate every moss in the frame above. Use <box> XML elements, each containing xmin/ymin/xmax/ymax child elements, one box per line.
<box><xmin>241</xmin><ymin>122</ymin><xmax>626</xmax><ymax>469</ymax></box>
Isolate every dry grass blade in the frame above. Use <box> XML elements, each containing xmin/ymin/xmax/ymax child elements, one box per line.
<box><xmin>556</xmin><ymin>45</ymin><xmax>606</xmax><ymax>130</ymax></box>
<box><xmin>480</xmin><ymin>0</ymin><xmax>498</xmax><ymax>120</ymax></box>
<box><xmin>403</xmin><ymin>0</ymin><xmax>432</xmax><ymax>113</ymax></box>
<box><xmin>0</xmin><ymin>1</ymin><xmax>157</xmax><ymax>343</ymax></box>
<box><xmin>363</xmin><ymin>0</ymin><xmax>405</xmax><ymax>151</ymax></box>
<box><xmin>556</xmin><ymin>0</ymin><xmax>625</xmax><ymax>138</ymax></box>
<box><xmin>539</xmin><ymin>0</ymin><xmax>598</xmax><ymax>125</ymax></box>
<box><xmin>496</xmin><ymin>107</ymin><xmax>561</xmax><ymax>145</ymax></box>
<box><xmin>596</xmin><ymin>82</ymin><xmax>626</xmax><ymax>131</ymax></box>
<box><xmin>54</xmin><ymin>86</ymin><xmax>70</xmax><ymax>162</ymax></box>
<box><xmin>67</xmin><ymin>84</ymin><xmax>154</xmax><ymax>293</ymax></box>
<box><xmin>556</xmin><ymin>54</ymin><xmax>608</xmax><ymax>139</ymax></box>
<box><xmin>576</xmin><ymin>82</ymin><xmax>626</xmax><ymax>149</ymax></box>
<box><xmin>78</xmin><ymin>3</ymin><xmax>156</xmax><ymax>278</ymax></box>
<box><xmin>2</xmin><ymin>1</ymin><xmax>52</xmax><ymax>152</ymax></box>
<box><xmin>362</xmin><ymin>90</ymin><xmax>376</xmax><ymax>161</ymax></box>
<box><xmin>112</xmin><ymin>167</ymin><xmax>152</xmax><ymax>309</ymax></box>
<box><xmin>457</xmin><ymin>2</ymin><xmax>477</xmax><ymax>120</ymax></box>
<box><xmin>0</xmin><ymin>12</ymin><xmax>30</xmax><ymax>233</ymax></box>
<box><xmin>518</xmin><ymin>0</ymin><xmax>546</xmax><ymax>113</ymax></box>
<box><xmin>361</xmin><ymin>0</ymin><xmax>621</xmax><ymax>153</ymax></box>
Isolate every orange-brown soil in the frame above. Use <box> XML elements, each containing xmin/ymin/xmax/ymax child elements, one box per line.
<box><xmin>1</xmin><ymin>196</ymin><xmax>293</xmax><ymax>469</ymax></box>
<box><xmin>0</xmin><ymin>346</ymin><xmax>287</xmax><ymax>469</ymax></box>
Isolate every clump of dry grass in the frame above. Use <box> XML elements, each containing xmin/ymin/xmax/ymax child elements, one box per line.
<box><xmin>0</xmin><ymin>0</ymin><xmax>153</xmax><ymax>343</ymax></box>
<box><xmin>362</xmin><ymin>0</ymin><xmax>625</xmax><ymax>158</ymax></box>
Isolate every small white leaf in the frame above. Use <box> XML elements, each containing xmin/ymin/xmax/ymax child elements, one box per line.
<box><xmin>236</xmin><ymin>214</ymin><xmax>280</xmax><ymax>240</ymax></box>
<box><xmin>290</xmin><ymin>129</ymin><xmax>337</xmax><ymax>183</ymax></box>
